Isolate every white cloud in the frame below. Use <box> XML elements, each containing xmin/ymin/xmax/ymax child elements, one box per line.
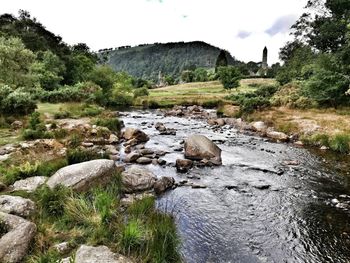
<box><xmin>1</xmin><ymin>0</ymin><xmax>307</xmax><ymax>64</ymax></box>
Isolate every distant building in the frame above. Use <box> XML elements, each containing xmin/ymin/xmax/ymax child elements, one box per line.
<box><xmin>261</xmin><ymin>46</ymin><xmax>268</xmax><ymax>76</ymax></box>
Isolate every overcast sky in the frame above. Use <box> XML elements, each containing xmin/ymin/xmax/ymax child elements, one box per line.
<box><xmin>2</xmin><ymin>0</ymin><xmax>307</xmax><ymax>64</ymax></box>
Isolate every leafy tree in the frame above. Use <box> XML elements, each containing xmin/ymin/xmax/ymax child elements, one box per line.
<box><xmin>0</xmin><ymin>36</ymin><xmax>36</xmax><ymax>88</ymax></box>
<box><xmin>194</xmin><ymin>68</ymin><xmax>208</xmax><ymax>82</ymax></box>
<box><xmin>217</xmin><ymin>66</ymin><xmax>242</xmax><ymax>90</ymax></box>
<box><xmin>88</xmin><ymin>65</ymin><xmax>117</xmax><ymax>93</ymax></box>
<box><xmin>181</xmin><ymin>70</ymin><xmax>195</xmax><ymax>83</ymax></box>
<box><xmin>31</xmin><ymin>51</ymin><xmax>65</xmax><ymax>90</ymax></box>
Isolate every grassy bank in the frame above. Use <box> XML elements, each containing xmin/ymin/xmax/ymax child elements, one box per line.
<box><xmin>139</xmin><ymin>79</ymin><xmax>276</xmax><ymax>108</ymax></box>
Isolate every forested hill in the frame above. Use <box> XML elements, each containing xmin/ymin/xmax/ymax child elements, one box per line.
<box><xmin>99</xmin><ymin>41</ymin><xmax>237</xmax><ymax>80</ymax></box>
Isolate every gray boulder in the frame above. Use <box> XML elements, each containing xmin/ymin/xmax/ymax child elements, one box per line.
<box><xmin>75</xmin><ymin>245</ymin><xmax>133</xmax><ymax>263</ymax></box>
<box><xmin>251</xmin><ymin>121</ymin><xmax>267</xmax><ymax>133</ymax></box>
<box><xmin>121</xmin><ymin>166</ymin><xmax>156</xmax><ymax>193</ymax></box>
<box><xmin>154</xmin><ymin>177</ymin><xmax>175</xmax><ymax>195</ymax></box>
<box><xmin>136</xmin><ymin>157</ymin><xmax>152</xmax><ymax>165</ymax></box>
<box><xmin>184</xmin><ymin>135</ymin><xmax>222</xmax><ymax>165</ymax></box>
<box><xmin>46</xmin><ymin>159</ymin><xmax>116</xmax><ymax>192</ymax></box>
<box><xmin>12</xmin><ymin>176</ymin><xmax>47</xmax><ymax>193</ymax></box>
<box><xmin>0</xmin><ymin>195</ymin><xmax>35</xmax><ymax>217</ymax></box>
<box><xmin>0</xmin><ymin>212</ymin><xmax>36</xmax><ymax>263</ymax></box>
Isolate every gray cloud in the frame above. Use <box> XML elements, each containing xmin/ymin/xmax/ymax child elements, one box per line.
<box><xmin>237</xmin><ymin>30</ymin><xmax>252</xmax><ymax>39</ymax></box>
<box><xmin>265</xmin><ymin>14</ymin><xmax>297</xmax><ymax>36</ymax></box>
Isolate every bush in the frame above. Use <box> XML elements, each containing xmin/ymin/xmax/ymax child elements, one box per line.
<box><xmin>133</xmin><ymin>87</ymin><xmax>149</xmax><ymax>98</ymax></box>
<box><xmin>148</xmin><ymin>100</ymin><xmax>160</xmax><ymax>109</ymax></box>
<box><xmin>181</xmin><ymin>70</ymin><xmax>195</xmax><ymax>83</ymax></box>
<box><xmin>94</xmin><ymin>118</ymin><xmax>122</xmax><ymax>133</ymax></box>
<box><xmin>66</xmin><ymin>148</ymin><xmax>109</xmax><ymax>165</ymax></box>
<box><xmin>271</xmin><ymin>83</ymin><xmax>315</xmax><ymax>109</ymax></box>
<box><xmin>80</xmin><ymin>105</ymin><xmax>103</xmax><ymax>117</ymax></box>
<box><xmin>202</xmin><ymin>99</ymin><xmax>223</xmax><ymax>108</ymax></box>
<box><xmin>217</xmin><ymin>66</ymin><xmax>242</xmax><ymax>90</ymax></box>
<box><xmin>54</xmin><ymin>111</ymin><xmax>71</xmax><ymax>119</ymax></box>
<box><xmin>0</xmin><ymin>86</ymin><xmax>37</xmax><ymax>115</ymax></box>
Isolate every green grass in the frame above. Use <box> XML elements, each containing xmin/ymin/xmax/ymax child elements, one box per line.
<box><xmin>94</xmin><ymin>118</ymin><xmax>122</xmax><ymax>133</ymax></box>
<box><xmin>0</xmin><ymin>128</ymin><xmax>20</xmax><ymax>146</ymax></box>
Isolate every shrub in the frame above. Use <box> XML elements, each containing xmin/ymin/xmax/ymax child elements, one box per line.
<box><xmin>181</xmin><ymin>70</ymin><xmax>195</xmax><ymax>83</ymax></box>
<box><xmin>133</xmin><ymin>87</ymin><xmax>149</xmax><ymax>98</ymax></box>
<box><xmin>22</xmin><ymin>129</ymin><xmax>53</xmax><ymax>140</ymax></box>
<box><xmin>52</xmin><ymin>128</ymin><xmax>68</xmax><ymax>139</ymax></box>
<box><xmin>94</xmin><ymin>118</ymin><xmax>122</xmax><ymax>133</ymax></box>
<box><xmin>148</xmin><ymin>100</ymin><xmax>160</xmax><ymax>109</ymax></box>
<box><xmin>54</xmin><ymin>111</ymin><xmax>71</xmax><ymax>119</ymax></box>
<box><xmin>66</xmin><ymin>148</ymin><xmax>109</xmax><ymax>165</ymax></box>
<box><xmin>0</xmin><ymin>88</ymin><xmax>37</xmax><ymax>115</ymax></box>
<box><xmin>217</xmin><ymin>66</ymin><xmax>242</xmax><ymax>89</ymax></box>
<box><xmin>80</xmin><ymin>105</ymin><xmax>103</xmax><ymax>117</ymax></box>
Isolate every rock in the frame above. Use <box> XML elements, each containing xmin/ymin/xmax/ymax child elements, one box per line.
<box><xmin>140</xmin><ymin>149</ymin><xmax>154</xmax><ymax>156</ymax></box>
<box><xmin>191</xmin><ymin>184</ymin><xmax>207</xmax><ymax>189</ymax></box>
<box><xmin>320</xmin><ymin>146</ymin><xmax>329</xmax><ymax>150</ymax></box>
<box><xmin>123</xmin><ymin>128</ymin><xmax>149</xmax><ymax>143</ymax></box>
<box><xmin>105</xmin><ymin>145</ymin><xmax>118</xmax><ymax>155</ymax></box>
<box><xmin>155</xmin><ymin>122</ymin><xmax>167</xmax><ymax>132</ymax></box>
<box><xmin>11</xmin><ymin>121</ymin><xmax>23</xmax><ymax>130</ymax></box>
<box><xmin>109</xmin><ymin>134</ymin><xmax>119</xmax><ymax>144</ymax></box>
<box><xmin>0</xmin><ymin>195</ymin><xmax>35</xmax><ymax>217</ymax></box>
<box><xmin>176</xmin><ymin>159</ymin><xmax>193</xmax><ymax>173</ymax></box>
<box><xmin>251</xmin><ymin>121</ymin><xmax>267</xmax><ymax>133</ymax></box>
<box><xmin>75</xmin><ymin>245</ymin><xmax>133</xmax><ymax>263</ymax></box>
<box><xmin>124</xmin><ymin>145</ymin><xmax>132</xmax><ymax>154</ymax></box>
<box><xmin>0</xmin><ymin>154</ymin><xmax>10</xmax><ymax>162</ymax></box>
<box><xmin>283</xmin><ymin>160</ymin><xmax>300</xmax><ymax>166</ymax></box>
<box><xmin>120</xmin><ymin>193</ymin><xmax>154</xmax><ymax>207</ymax></box>
<box><xmin>184</xmin><ymin>135</ymin><xmax>222</xmax><ymax>165</ymax></box>
<box><xmin>266</xmin><ymin>131</ymin><xmax>289</xmax><ymax>142</ymax></box>
<box><xmin>216</xmin><ymin>118</ymin><xmax>226</xmax><ymax>126</ymax></box>
<box><xmin>136</xmin><ymin>157</ymin><xmax>152</xmax><ymax>165</ymax></box>
<box><xmin>46</xmin><ymin>159</ymin><xmax>116</xmax><ymax>192</ymax></box>
<box><xmin>53</xmin><ymin>242</ymin><xmax>71</xmax><ymax>254</ymax></box>
<box><xmin>121</xmin><ymin>166</ymin><xmax>156</xmax><ymax>193</ymax></box>
<box><xmin>124</xmin><ymin>138</ymin><xmax>138</xmax><ymax>147</ymax></box>
<box><xmin>154</xmin><ymin>177</ymin><xmax>175</xmax><ymax>195</ymax></box>
<box><xmin>124</xmin><ymin>152</ymin><xmax>140</xmax><ymax>163</ymax></box>
<box><xmin>0</xmin><ymin>212</ymin><xmax>36</xmax><ymax>263</ymax></box>
<box><xmin>294</xmin><ymin>141</ymin><xmax>304</xmax><ymax>146</ymax></box>
<box><xmin>12</xmin><ymin>176</ymin><xmax>47</xmax><ymax>193</ymax></box>
<box><xmin>82</xmin><ymin>142</ymin><xmax>94</xmax><ymax>147</ymax></box>
<box><xmin>157</xmin><ymin>159</ymin><xmax>166</xmax><ymax>165</ymax></box>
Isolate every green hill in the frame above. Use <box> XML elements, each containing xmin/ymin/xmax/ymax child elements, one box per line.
<box><xmin>99</xmin><ymin>41</ymin><xmax>237</xmax><ymax>80</ymax></box>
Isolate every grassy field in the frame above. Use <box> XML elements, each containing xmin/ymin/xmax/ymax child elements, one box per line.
<box><xmin>146</xmin><ymin>79</ymin><xmax>276</xmax><ymax>106</ymax></box>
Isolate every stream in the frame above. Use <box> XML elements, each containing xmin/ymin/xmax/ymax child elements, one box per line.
<box><xmin>121</xmin><ymin>109</ymin><xmax>350</xmax><ymax>263</ymax></box>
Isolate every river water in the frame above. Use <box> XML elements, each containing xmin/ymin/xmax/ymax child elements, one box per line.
<box><xmin>121</xmin><ymin>109</ymin><xmax>350</xmax><ymax>263</ymax></box>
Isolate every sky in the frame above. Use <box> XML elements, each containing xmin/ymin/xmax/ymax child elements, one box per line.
<box><xmin>2</xmin><ymin>0</ymin><xmax>307</xmax><ymax>64</ymax></box>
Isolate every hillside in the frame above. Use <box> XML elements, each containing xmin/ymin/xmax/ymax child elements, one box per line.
<box><xmin>99</xmin><ymin>41</ymin><xmax>237</xmax><ymax>80</ymax></box>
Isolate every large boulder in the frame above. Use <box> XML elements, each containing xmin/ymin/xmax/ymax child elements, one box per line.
<box><xmin>124</xmin><ymin>152</ymin><xmax>140</xmax><ymax>163</ymax></box>
<box><xmin>184</xmin><ymin>135</ymin><xmax>222</xmax><ymax>165</ymax></box>
<box><xmin>123</xmin><ymin>128</ymin><xmax>149</xmax><ymax>143</ymax></box>
<box><xmin>75</xmin><ymin>245</ymin><xmax>133</xmax><ymax>263</ymax></box>
<box><xmin>11</xmin><ymin>176</ymin><xmax>47</xmax><ymax>193</ymax></box>
<box><xmin>0</xmin><ymin>212</ymin><xmax>36</xmax><ymax>263</ymax></box>
<box><xmin>251</xmin><ymin>121</ymin><xmax>267</xmax><ymax>133</ymax></box>
<box><xmin>154</xmin><ymin>177</ymin><xmax>175</xmax><ymax>195</ymax></box>
<box><xmin>46</xmin><ymin>159</ymin><xmax>116</xmax><ymax>192</ymax></box>
<box><xmin>0</xmin><ymin>195</ymin><xmax>35</xmax><ymax>217</ymax></box>
<box><xmin>121</xmin><ymin>166</ymin><xmax>156</xmax><ymax>193</ymax></box>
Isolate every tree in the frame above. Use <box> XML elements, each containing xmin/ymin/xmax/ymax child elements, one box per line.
<box><xmin>215</xmin><ymin>50</ymin><xmax>228</xmax><ymax>72</ymax></box>
<box><xmin>88</xmin><ymin>65</ymin><xmax>117</xmax><ymax>93</ymax></box>
<box><xmin>194</xmin><ymin>68</ymin><xmax>208</xmax><ymax>82</ymax></box>
<box><xmin>181</xmin><ymin>70</ymin><xmax>195</xmax><ymax>83</ymax></box>
<box><xmin>0</xmin><ymin>36</ymin><xmax>36</xmax><ymax>88</ymax></box>
<box><xmin>31</xmin><ymin>51</ymin><xmax>65</xmax><ymax>90</ymax></box>
<box><xmin>217</xmin><ymin>66</ymin><xmax>242</xmax><ymax>90</ymax></box>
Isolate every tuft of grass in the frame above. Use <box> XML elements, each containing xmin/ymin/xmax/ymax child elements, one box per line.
<box><xmin>66</xmin><ymin>148</ymin><xmax>109</xmax><ymax>165</ymax></box>
<box><xmin>329</xmin><ymin>134</ymin><xmax>350</xmax><ymax>153</ymax></box>
<box><xmin>94</xmin><ymin>118</ymin><xmax>122</xmax><ymax>133</ymax></box>
<box><xmin>35</xmin><ymin>185</ymin><xmax>71</xmax><ymax>219</ymax></box>
<box><xmin>26</xmin><ymin>250</ymin><xmax>61</xmax><ymax>263</ymax></box>
<box><xmin>120</xmin><ymin>219</ymin><xmax>145</xmax><ymax>253</ymax></box>
<box><xmin>54</xmin><ymin>111</ymin><xmax>71</xmax><ymax>119</ymax></box>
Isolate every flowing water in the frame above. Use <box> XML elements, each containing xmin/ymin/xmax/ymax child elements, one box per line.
<box><xmin>121</xmin><ymin>109</ymin><xmax>350</xmax><ymax>263</ymax></box>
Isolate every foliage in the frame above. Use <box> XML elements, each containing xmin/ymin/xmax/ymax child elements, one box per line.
<box><xmin>88</xmin><ymin>65</ymin><xmax>116</xmax><ymax>93</ymax></box>
<box><xmin>217</xmin><ymin>66</ymin><xmax>242</xmax><ymax>89</ymax></box>
<box><xmin>181</xmin><ymin>70</ymin><xmax>195</xmax><ymax>83</ymax></box>
<box><xmin>133</xmin><ymin>87</ymin><xmax>149</xmax><ymax>98</ymax></box>
<box><xmin>0</xmin><ymin>85</ymin><xmax>37</xmax><ymax>115</ymax></box>
<box><xmin>0</xmin><ymin>36</ymin><xmax>36</xmax><ymax>88</ymax></box>
<box><xmin>193</xmin><ymin>68</ymin><xmax>208</xmax><ymax>82</ymax></box>
<box><xmin>22</xmin><ymin>112</ymin><xmax>53</xmax><ymax>140</ymax></box>
<box><xmin>215</xmin><ymin>50</ymin><xmax>228</xmax><ymax>71</ymax></box>
<box><xmin>329</xmin><ymin>134</ymin><xmax>350</xmax><ymax>153</ymax></box>
<box><xmin>202</xmin><ymin>99</ymin><xmax>224</xmax><ymax>108</ymax></box>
